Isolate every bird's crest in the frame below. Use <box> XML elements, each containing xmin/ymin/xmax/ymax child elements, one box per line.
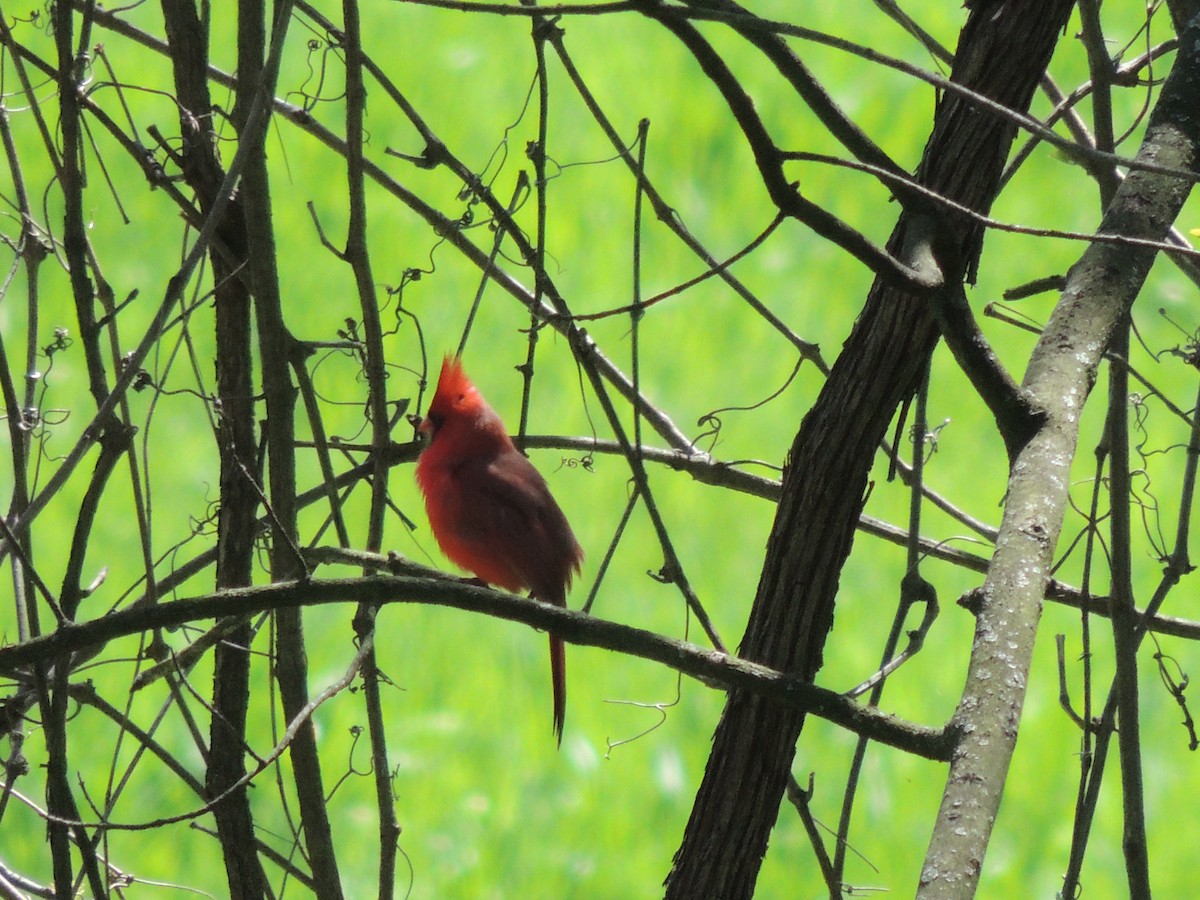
<box><xmin>429</xmin><ymin>355</ymin><xmax>482</xmax><ymax>419</ymax></box>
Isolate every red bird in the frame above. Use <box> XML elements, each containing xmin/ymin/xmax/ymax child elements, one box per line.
<box><xmin>415</xmin><ymin>356</ymin><xmax>583</xmax><ymax>745</ymax></box>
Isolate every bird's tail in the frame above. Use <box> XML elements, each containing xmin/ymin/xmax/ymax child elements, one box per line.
<box><xmin>550</xmin><ymin>633</ymin><xmax>566</xmax><ymax>747</ymax></box>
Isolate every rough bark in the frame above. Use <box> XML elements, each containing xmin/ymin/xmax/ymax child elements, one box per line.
<box><xmin>237</xmin><ymin>1</ymin><xmax>344</xmax><ymax>896</ymax></box>
<box><xmin>160</xmin><ymin>1</ymin><xmax>268</xmax><ymax>896</ymax></box>
<box><xmin>665</xmin><ymin>3</ymin><xmax>1075</xmax><ymax>897</ymax></box>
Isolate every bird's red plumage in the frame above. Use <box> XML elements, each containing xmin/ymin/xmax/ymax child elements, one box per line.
<box><xmin>415</xmin><ymin>357</ymin><xmax>583</xmax><ymax>744</ymax></box>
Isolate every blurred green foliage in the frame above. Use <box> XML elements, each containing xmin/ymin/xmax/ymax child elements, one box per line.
<box><xmin>3</xmin><ymin>1</ymin><xmax>1200</xmax><ymax>897</ymax></box>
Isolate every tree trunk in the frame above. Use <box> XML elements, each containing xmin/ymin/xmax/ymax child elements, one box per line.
<box><xmin>919</xmin><ymin>14</ymin><xmax>1200</xmax><ymax>893</ymax></box>
<box><xmin>666</xmin><ymin>3</ymin><xmax>1075</xmax><ymax>896</ymax></box>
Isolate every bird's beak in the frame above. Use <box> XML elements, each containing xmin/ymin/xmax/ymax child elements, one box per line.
<box><xmin>416</xmin><ymin>415</ymin><xmax>435</xmax><ymax>447</ymax></box>
<box><xmin>409</xmin><ymin>411</ymin><xmax>431</xmax><ymax>444</ymax></box>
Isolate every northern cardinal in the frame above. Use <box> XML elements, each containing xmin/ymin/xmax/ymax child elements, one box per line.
<box><xmin>415</xmin><ymin>356</ymin><xmax>583</xmax><ymax>745</ymax></box>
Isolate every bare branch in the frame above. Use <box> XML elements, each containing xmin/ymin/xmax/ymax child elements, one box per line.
<box><xmin>0</xmin><ymin>572</ymin><xmax>954</xmax><ymax>762</ymax></box>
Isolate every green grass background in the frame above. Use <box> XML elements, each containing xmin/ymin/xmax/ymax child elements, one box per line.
<box><xmin>3</xmin><ymin>1</ymin><xmax>1200</xmax><ymax>897</ymax></box>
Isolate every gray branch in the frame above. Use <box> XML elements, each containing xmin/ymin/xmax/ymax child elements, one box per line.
<box><xmin>917</xmin><ymin>14</ymin><xmax>1200</xmax><ymax>897</ymax></box>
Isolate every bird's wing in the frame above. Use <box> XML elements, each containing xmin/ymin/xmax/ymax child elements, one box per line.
<box><xmin>453</xmin><ymin>450</ymin><xmax>582</xmax><ymax>602</ymax></box>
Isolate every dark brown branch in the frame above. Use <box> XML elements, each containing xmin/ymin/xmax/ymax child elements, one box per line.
<box><xmin>338</xmin><ymin>0</ymin><xmax>403</xmax><ymax>892</ymax></box>
<box><xmin>65</xmin><ymin>4</ymin><xmax>704</xmax><ymax>460</ymax></box>
<box><xmin>397</xmin><ymin>0</ymin><xmax>1200</xmax><ymax>186</ymax></box>
<box><xmin>934</xmin><ymin>282</ymin><xmax>1046</xmax><ymax>460</ymax></box>
<box><xmin>59</xmin><ymin>424</ymin><xmax>133</xmax><ymax>620</ymax></box>
<box><xmin>56</xmin><ymin>0</ymin><xmax>109</xmax><ymax>414</ymax></box>
<box><xmin>540</xmin><ymin>28</ymin><xmax>823</xmax><ymax>363</ymax></box>
<box><xmin>680</xmin><ymin>0</ymin><xmax>902</xmax><ymax>179</ymax></box>
<box><xmin>235</xmin><ymin>0</ymin><xmax>344</xmax><ymax>895</ymax></box>
<box><xmin>159</xmin><ymin>0</ymin><xmax>269</xmax><ymax>894</ymax></box>
<box><xmin>666</xmin><ymin>3</ymin><xmax>1075</xmax><ymax>896</ymax></box>
<box><xmin>1063</xmin><ymin>334</ymin><xmax>1200</xmax><ymax>897</ymax></box>
<box><xmin>1168</xmin><ymin>0</ymin><xmax>1200</xmax><ymax>33</ymax></box>
<box><xmin>1105</xmin><ymin>323</ymin><xmax>1151</xmax><ymax>898</ymax></box>
<box><xmin>0</xmin><ymin>13</ymin><xmax>289</xmax><ymax>568</ymax></box>
<box><xmin>636</xmin><ymin>0</ymin><xmax>942</xmax><ymax>292</ymax></box>
<box><xmin>0</xmin><ymin>573</ymin><xmax>954</xmax><ymax>762</ymax></box>
<box><xmin>44</xmin><ymin>3</ymin><xmax>110</xmax><ymax>893</ymax></box>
